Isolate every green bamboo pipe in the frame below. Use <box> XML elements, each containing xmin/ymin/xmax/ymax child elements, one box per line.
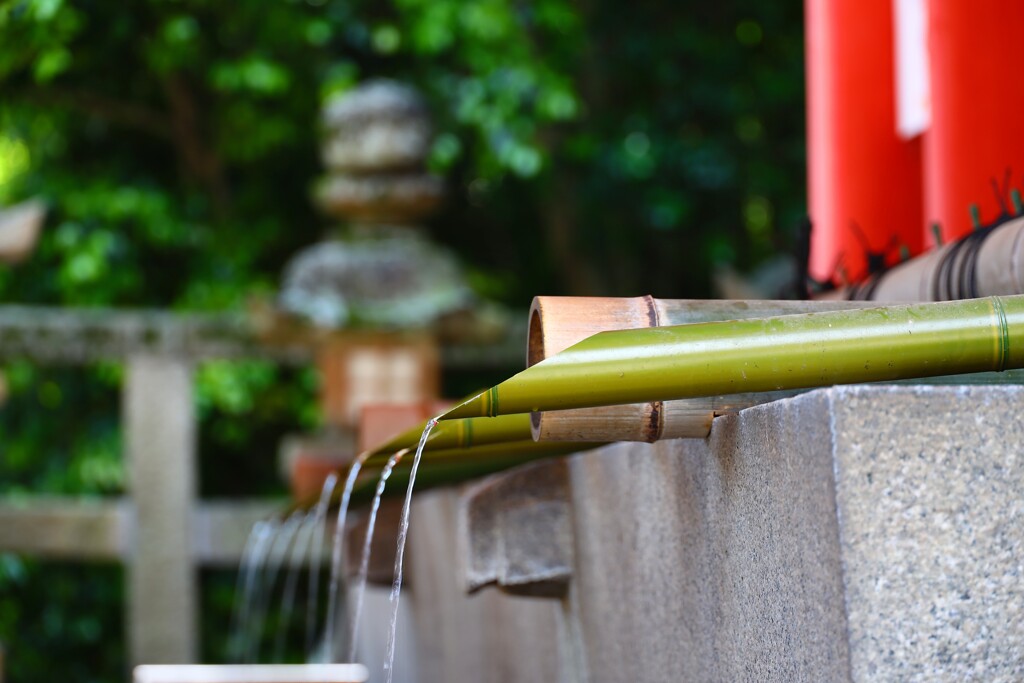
<box><xmin>443</xmin><ymin>295</ymin><xmax>1024</xmax><ymax>419</ymax></box>
<box><xmin>527</xmin><ymin>296</ymin><xmax>878</xmax><ymax>442</ymax></box>
<box><xmin>348</xmin><ymin>440</ymin><xmax>601</xmax><ymax>507</ymax></box>
<box><xmin>371</xmin><ymin>439</ymin><xmax>604</xmax><ymax>470</ymax></box>
<box><xmin>362</xmin><ymin>413</ymin><xmax>534</xmax><ymax>468</ymax></box>
<box><xmin>347</xmin><ymin>453</ymin><xmax>551</xmax><ymax>507</ymax></box>
<box><xmin>285</xmin><ymin>414</ymin><xmax>537</xmax><ymax>513</ymax></box>
<box><xmin>289</xmin><ymin>438</ymin><xmax>601</xmax><ymax>514</ymax></box>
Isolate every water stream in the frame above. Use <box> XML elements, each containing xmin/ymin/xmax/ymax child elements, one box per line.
<box><xmin>229</xmin><ymin>519</ymin><xmax>277</xmax><ymax>661</ymax></box>
<box><xmin>231</xmin><ymin>419</ymin><xmax>440</xmax><ymax>668</ymax></box>
<box><xmin>273</xmin><ymin>509</ymin><xmax>316</xmax><ymax>661</ymax></box>
<box><xmin>346</xmin><ymin>447</ymin><xmax>408</xmax><ymax>663</ymax></box>
<box><xmin>322</xmin><ymin>453</ymin><xmax>367</xmax><ymax>661</ymax></box>
<box><xmin>304</xmin><ymin>472</ymin><xmax>338</xmax><ymax>659</ymax></box>
<box><xmin>228</xmin><ymin>521</ymin><xmax>265</xmax><ymax>659</ymax></box>
<box><xmin>246</xmin><ymin>511</ymin><xmax>305</xmax><ymax>662</ymax></box>
<box><xmin>382</xmin><ymin>418</ymin><xmax>437</xmax><ymax>683</ymax></box>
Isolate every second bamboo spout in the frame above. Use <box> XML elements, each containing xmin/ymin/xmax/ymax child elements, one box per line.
<box><xmin>443</xmin><ymin>296</ymin><xmax>1024</xmax><ymax>420</ymax></box>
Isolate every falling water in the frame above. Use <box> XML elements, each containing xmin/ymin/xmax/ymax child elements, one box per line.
<box><xmin>228</xmin><ymin>521</ymin><xmax>265</xmax><ymax>659</ymax></box>
<box><xmin>246</xmin><ymin>511</ymin><xmax>305</xmax><ymax>663</ymax></box>
<box><xmin>322</xmin><ymin>454</ymin><xmax>367</xmax><ymax>661</ymax></box>
<box><xmin>346</xmin><ymin>447</ymin><xmax>409</xmax><ymax>663</ymax></box>
<box><xmin>304</xmin><ymin>472</ymin><xmax>339</xmax><ymax>660</ymax></box>
<box><xmin>229</xmin><ymin>520</ymin><xmax>277</xmax><ymax>661</ymax></box>
<box><xmin>383</xmin><ymin>418</ymin><xmax>438</xmax><ymax>683</ymax></box>
<box><xmin>272</xmin><ymin>509</ymin><xmax>316</xmax><ymax>662</ymax></box>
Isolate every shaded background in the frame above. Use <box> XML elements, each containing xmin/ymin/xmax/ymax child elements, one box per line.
<box><xmin>0</xmin><ymin>0</ymin><xmax>805</xmax><ymax>680</ymax></box>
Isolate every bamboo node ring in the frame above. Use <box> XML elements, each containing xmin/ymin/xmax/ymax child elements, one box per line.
<box><xmin>992</xmin><ymin>295</ymin><xmax>1011</xmax><ymax>372</ymax></box>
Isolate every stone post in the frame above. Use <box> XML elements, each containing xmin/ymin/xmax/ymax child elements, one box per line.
<box><xmin>124</xmin><ymin>356</ymin><xmax>197</xmax><ymax>665</ymax></box>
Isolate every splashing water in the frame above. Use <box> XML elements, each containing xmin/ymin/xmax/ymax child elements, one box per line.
<box><xmin>247</xmin><ymin>511</ymin><xmax>305</xmax><ymax>662</ymax></box>
<box><xmin>383</xmin><ymin>418</ymin><xmax>438</xmax><ymax>683</ymax></box>
<box><xmin>347</xmin><ymin>447</ymin><xmax>409</xmax><ymax>663</ymax></box>
<box><xmin>229</xmin><ymin>520</ymin><xmax>277</xmax><ymax>661</ymax></box>
<box><xmin>322</xmin><ymin>454</ymin><xmax>367</xmax><ymax>661</ymax></box>
<box><xmin>273</xmin><ymin>509</ymin><xmax>316</xmax><ymax>662</ymax></box>
<box><xmin>305</xmin><ymin>473</ymin><xmax>339</xmax><ymax>659</ymax></box>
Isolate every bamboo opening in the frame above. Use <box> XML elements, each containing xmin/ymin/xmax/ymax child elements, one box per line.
<box><xmin>528</xmin><ymin>306</ymin><xmax>544</xmax><ymax>368</ymax></box>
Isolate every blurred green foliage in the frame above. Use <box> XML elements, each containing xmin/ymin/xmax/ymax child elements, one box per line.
<box><xmin>0</xmin><ymin>558</ymin><xmax>125</xmax><ymax>683</ymax></box>
<box><xmin>0</xmin><ymin>0</ymin><xmax>805</xmax><ymax>679</ymax></box>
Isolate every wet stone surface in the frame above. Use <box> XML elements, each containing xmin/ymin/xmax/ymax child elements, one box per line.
<box><xmin>455</xmin><ymin>385</ymin><xmax>1024</xmax><ymax>682</ymax></box>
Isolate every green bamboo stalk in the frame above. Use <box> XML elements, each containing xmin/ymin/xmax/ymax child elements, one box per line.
<box><xmin>443</xmin><ymin>295</ymin><xmax>1024</xmax><ymax>419</ymax></box>
<box><xmin>361</xmin><ymin>413</ymin><xmax>534</xmax><ymax>468</ymax></box>
<box><xmin>348</xmin><ymin>440</ymin><xmax>600</xmax><ymax>507</ymax></box>
<box><xmin>285</xmin><ymin>439</ymin><xmax>600</xmax><ymax>513</ymax></box>
<box><xmin>529</xmin><ymin>296</ymin><xmax>879</xmax><ymax>442</ymax></box>
<box><xmin>378</xmin><ymin>439</ymin><xmax>602</xmax><ymax>469</ymax></box>
<box><xmin>284</xmin><ymin>415</ymin><xmax>539</xmax><ymax>513</ymax></box>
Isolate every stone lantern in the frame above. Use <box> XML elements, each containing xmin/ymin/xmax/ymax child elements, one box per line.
<box><xmin>278</xmin><ymin>80</ymin><xmax>470</xmax><ymax>489</ymax></box>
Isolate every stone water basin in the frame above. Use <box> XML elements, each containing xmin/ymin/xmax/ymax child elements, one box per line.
<box><xmin>133</xmin><ymin>664</ymin><xmax>368</xmax><ymax>683</ymax></box>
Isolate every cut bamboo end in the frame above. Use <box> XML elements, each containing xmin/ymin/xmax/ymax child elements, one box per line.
<box><xmin>527</xmin><ymin>297</ymin><xmax>879</xmax><ymax>442</ymax></box>
<box><xmin>528</xmin><ymin>296</ymin><xmax>654</xmax><ymax>366</ymax></box>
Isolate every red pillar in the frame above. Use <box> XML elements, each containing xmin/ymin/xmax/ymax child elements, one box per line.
<box><xmin>924</xmin><ymin>0</ymin><xmax>1024</xmax><ymax>246</ymax></box>
<box><xmin>806</xmin><ymin>0</ymin><xmax>923</xmax><ymax>285</ymax></box>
